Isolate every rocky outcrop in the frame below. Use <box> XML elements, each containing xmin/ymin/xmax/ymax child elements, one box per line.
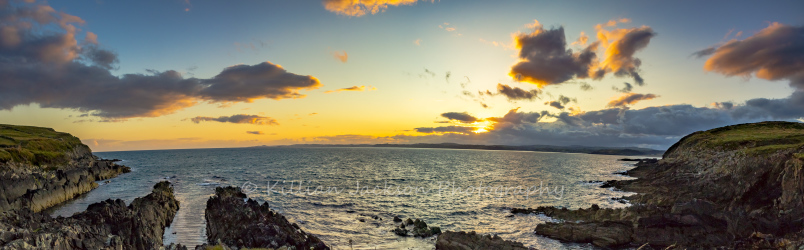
<box><xmin>0</xmin><ymin>124</ymin><xmax>131</xmax><ymax>213</ymax></box>
<box><xmin>392</xmin><ymin>217</ymin><xmax>441</xmax><ymax>237</ymax></box>
<box><xmin>435</xmin><ymin>231</ymin><xmax>529</xmax><ymax>250</ymax></box>
<box><xmin>0</xmin><ymin>159</ymin><xmax>130</xmax><ymax>213</ymax></box>
<box><xmin>0</xmin><ymin>181</ymin><xmax>180</xmax><ymax>249</ymax></box>
<box><xmin>204</xmin><ymin>186</ymin><xmax>329</xmax><ymax>250</ymax></box>
<box><xmin>523</xmin><ymin>122</ymin><xmax>804</xmax><ymax>248</ymax></box>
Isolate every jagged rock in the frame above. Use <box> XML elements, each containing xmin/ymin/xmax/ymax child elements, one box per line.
<box><xmin>393</xmin><ymin>216</ymin><xmax>402</xmax><ymax>222</ymax></box>
<box><xmin>392</xmin><ymin>217</ymin><xmax>441</xmax><ymax>237</ymax></box>
<box><xmin>0</xmin><ymin>181</ymin><xmax>179</xmax><ymax>249</ymax></box>
<box><xmin>0</xmin><ymin>124</ymin><xmax>131</xmax><ymax>213</ymax></box>
<box><xmin>529</xmin><ymin>122</ymin><xmax>804</xmax><ymax>248</ymax></box>
<box><xmin>204</xmin><ymin>186</ymin><xmax>329</xmax><ymax>250</ymax></box>
<box><xmin>435</xmin><ymin>231</ymin><xmax>529</xmax><ymax>250</ymax></box>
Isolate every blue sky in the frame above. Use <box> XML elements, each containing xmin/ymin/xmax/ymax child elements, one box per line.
<box><xmin>1</xmin><ymin>0</ymin><xmax>803</xmax><ymax>151</ymax></box>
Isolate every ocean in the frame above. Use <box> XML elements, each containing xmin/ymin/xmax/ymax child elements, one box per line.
<box><xmin>48</xmin><ymin>147</ymin><xmax>639</xmax><ymax>249</ymax></box>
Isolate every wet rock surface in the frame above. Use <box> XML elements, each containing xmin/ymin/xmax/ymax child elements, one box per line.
<box><xmin>392</xmin><ymin>217</ymin><xmax>441</xmax><ymax>237</ymax></box>
<box><xmin>435</xmin><ymin>231</ymin><xmax>530</xmax><ymax>250</ymax></box>
<box><xmin>203</xmin><ymin>186</ymin><xmax>329</xmax><ymax>250</ymax></box>
<box><xmin>0</xmin><ymin>181</ymin><xmax>180</xmax><ymax>249</ymax></box>
<box><xmin>0</xmin><ymin>159</ymin><xmax>130</xmax><ymax>213</ymax></box>
<box><xmin>520</xmin><ymin>122</ymin><xmax>804</xmax><ymax>248</ymax></box>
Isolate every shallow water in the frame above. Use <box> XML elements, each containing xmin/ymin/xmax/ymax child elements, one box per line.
<box><xmin>50</xmin><ymin>147</ymin><xmax>639</xmax><ymax>249</ymax></box>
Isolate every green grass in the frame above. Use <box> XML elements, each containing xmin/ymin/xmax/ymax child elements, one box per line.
<box><xmin>0</xmin><ymin>149</ymin><xmax>11</xmax><ymax>162</ymax></box>
<box><xmin>664</xmin><ymin>122</ymin><xmax>804</xmax><ymax>159</ymax></box>
<box><xmin>0</xmin><ymin>124</ymin><xmax>86</xmax><ymax>166</ymax></box>
<box><xmin>688</xmin><ymin>122</ymin><xmax>804</xmax><ymax>150</ymax></box>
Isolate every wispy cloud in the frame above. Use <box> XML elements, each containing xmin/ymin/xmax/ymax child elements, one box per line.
<box><xmin>440</xmin><ymin>112</ymin><xmax>480</xmax><ymax>123</ymax></box>
<box><xmin>189</xmin><ymin>114</ymin><xmax>279</xmax><ymax>125</ymax></box>
<box><xmin>322</xmin><ymin>0</ymin><xmax>430</xmax><ymax>17</ymax></box>
<box><xmin>324</xmin><ymin>85</ymin><xmax>376</xmax><ymax>93</ymax></box>
<box><xmin>332</xmin><ymin>50</ymin><xmax>348</xmax><ymax>63</ymax></box>
<box><xmin>606</xmin><ymin>93</ymin><xmax>658</xmax><ymax>107</ymax></box>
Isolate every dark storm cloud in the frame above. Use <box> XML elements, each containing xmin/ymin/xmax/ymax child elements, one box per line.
<box><xmin>729</xmin><ymin>91</ymin><xmax>804</xmax><ymax>120</ymax></box>
<box><xmin>415</xmin><ymin>126</ymin><xmax>475</xmax><ymax>134</ymax></box>
<box><xmin>700</xmin><ymin>23</ymin><xmax>804</xmax><ymax>89</ymax></box>
<box><xmin>0</xmin><ymin>1</ymin><xmax>322</xmax><ymax>119</ymax></box>
<box><xmin>190</xmin><ymin>114</ymin><xmax>279</xmax><ymax>125</ymax></box>
<box><xmin>440</xmin><ymin>112</ymin><xmax>480</xmax><ymax>123</ymax></box>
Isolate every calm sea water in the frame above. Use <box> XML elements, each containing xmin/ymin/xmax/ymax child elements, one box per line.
<box><xmin>49</xmin><ymin>147</ymin><xmax>640</xmax><ymax>249</ymax></box>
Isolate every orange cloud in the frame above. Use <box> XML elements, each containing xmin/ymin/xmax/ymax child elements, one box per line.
<box><xmin>332</xmin><ymin>50</ymin><xmax>348</xmax><ymax>63</ymax></box>
<box><xmin>322</xmin><ymin>0</ymin><xmax>424</xmax><ymax>17</ymax></box>
<box><xmin>190</xmin><ymin>114</ymin><xmax>279</xmax><ymax>125</ymax></box>
<box><xmin>606</xmin><ymin>93</ymin><xmax>658</xmax><ymax>107</ymax></box>
<box><xmin>699</xmin><ymin>23</ymin><xmax>804</xmax><ymax>89</ymax></box>
<box><xmin>84</xmin><ymin>31</ymin><xmax>98</xmax><ymax>44</ymax></box>
<box><xmin>509</xmin><ymin>18</ymin><xmax>654</xmax><ymax>88</ymax></box>
<box><xmin>324</xmin><ymin>85</ymin><xmax>376</xmax><ymax>93</ymax></box>
<box><xmin>571</xmin><ymin>31</ymin><xmax>588</xmax><ymax>46</ymax></box>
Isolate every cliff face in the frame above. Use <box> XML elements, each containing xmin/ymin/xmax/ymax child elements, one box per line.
<box><xmin>0</xmin><ymin>124</ymin><xmax>130</xmax><ymax>213</ymax></box>
<box><xmin>0</xmin><ymin>181</ymin><xmax>180</xmax><ymax>249</ymax></box>
<box><xmin>527</xmin><ymin>121</ymin><xmax>804</xmax><ymax>248</ymax></box>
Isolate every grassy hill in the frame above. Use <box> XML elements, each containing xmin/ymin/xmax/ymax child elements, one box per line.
<box><xmin>0</xmin><ymin>124</ymin><xmax>88</xmax><ymax>168</ymax></box>
<box><xmin>664</xmin><ymin>121</ymin><xmax>804</xmax><ymax>158</ymax></box>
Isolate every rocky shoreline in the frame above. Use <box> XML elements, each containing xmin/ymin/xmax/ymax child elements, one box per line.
<box><xmin>201</xmin><ymin>186</ymin><xmax>329</xmax><ymax>250</ymax></box>
<box><xmin>7</xmin><ymin>122</ymin><xmax>804</xmax><ymax>249</ymax></box>
<box><xmin>0</xmin><ymin>159</ymin><xmax>130</xmax><ymax>213</ymax></box>
<box><xmin>0</xmin><ymin>124</ymin><xmax>131</xmax><ymax>213</ymax></box>
<box><xmin>0</xmin><ymin>181</ymin><xmax>179</xmax><ymax>249</ymax></box>
<box><xmin>516</xmin><ymin>122</ymin><xmax>804</xmax><ymax>248</ymax></box>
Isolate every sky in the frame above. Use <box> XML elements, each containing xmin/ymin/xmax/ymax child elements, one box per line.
<box><xmin>0</xmin><ymin>0</ymin><xmax>803</xmax><ymax>152</ymax></box>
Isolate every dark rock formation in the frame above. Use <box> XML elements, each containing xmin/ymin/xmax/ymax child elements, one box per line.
<box><xmin>523</xmin><ymin>122</ymin><xmax>804</xmax><ymax>248</ymax></box>
<box><xmin>0</xmin><ymin>159</ymin><xmax>130</xmax><ymax>213</ymax></box>
<box><xmin>392</xmin><ymin>217</ymin><xmax>441</xmax><ymax>237</ymax></box>
<box><xmin>0</xmin><ymin>124</ymin><xmax>131</xmax><ymax>213</ymax></box>
<box><xmin>204</xmin><ymin>186</ymin><xmax>329</xmax><ymax>250</ymax></box>
<box><xmin>0</xmin><ymin>181</ymin><xmax>180</xmax><ymax>249</ymax></box>
<box><xmin>435</xmin><ymin>231</ymin><xmax>529</xmax><ymax>250</ymax></box>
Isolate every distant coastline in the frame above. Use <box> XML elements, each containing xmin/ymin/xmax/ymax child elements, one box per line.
<box><xmin>254</xmin><ymin>143</ymin><xmax>665</xmax><ymax>156</ymax></box>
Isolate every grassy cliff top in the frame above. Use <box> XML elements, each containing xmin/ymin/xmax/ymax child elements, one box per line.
<box><xmin>664</xmin><ymin>121</ymin><xmax>804</xmax><ymax>158</ymax></box>
<box><xmin>0</xmin><ymin>124</ymin><xmax>88</xmax><ymax>167</ymax></box>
